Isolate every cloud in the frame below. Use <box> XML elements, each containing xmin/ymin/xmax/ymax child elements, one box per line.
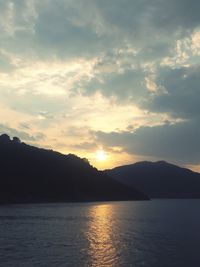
<box><xmin>95</xmin><ymin>119</ymin><xmax>200</xmax><ymax>164</ymax></box>
<box><xmin>0</xmin><ymin>123</ymin><xmax>45</xmax><ymax>141</ymax></box>
<box><xmin>19</xmin><ymin>122</ymin><xmax>30</xmax><ymax>130</ymax></box>
<box><xmin>1</xmin><ymin>0</ymin><xmax>199</xmax><ymax>102</ymax></box>
<box><xmin>0</xmin><ymin>0</ymin><xmax>199</xmax><ymax>61</ymax></box>
<box><xmin>94</xmin><ymin>62</ymin><xmax>200</xmax><ymax>165</ymax></box>
<box><xmin>34</xmin><ymin>1</ymin><xmax>100</xmax><ymax>58</ymax></box>
<box><xmin>83</xmin><ymin>68</ymin><xmax>148</xmax><ymax>103</ymax></box>
<box><xmin>0</xmin><ymin>57</ymin><xmax>97</xmax><ymax>98</ymax></box>
<box><xmin>0</xmin><ymin>50</ymin><xmax>15</xmax><ymax>72</ymax></box>
<box><xmin>151</xmin><ymin>0</ymin><xmax>200</xmax><ymax>30</ymax></box>
<box><xmin>73</xmin><ymin>142</ymin><xmax>98</xmax><ymax>151</ymax></box>
<box><xmin>145</xmin><ymin>66</ymin><xmax>200</xmax><ymax>119</ymax></box>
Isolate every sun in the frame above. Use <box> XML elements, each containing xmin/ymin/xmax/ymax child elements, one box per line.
<box><xmin>95</xmin><ymin>149</ymin><xmax>107</xmax><ymax>161</ymax></box>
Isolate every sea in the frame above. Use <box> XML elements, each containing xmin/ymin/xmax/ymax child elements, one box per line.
<box><xmin>0</xmin><ymin>199</ymin><xmax>200</xmax><ymax>267</ymax></box>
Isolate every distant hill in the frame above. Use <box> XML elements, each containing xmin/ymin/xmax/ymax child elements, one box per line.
<box><xmin>105</xmin><ymin>161</ymin><xmax>200</xmax><ymax>198</ymax></box>
<box><xmin>0</xmin><ymin>134</ymin><xmax>148</xmax><ymax>203</ymax></box>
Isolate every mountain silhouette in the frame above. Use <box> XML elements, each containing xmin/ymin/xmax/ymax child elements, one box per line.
<box><xmin>0</xmin><ymin>134</ymin><xmax>148</xmax><ymax>203</ymax></box>
<box><xmin>105</xmin><ymin>161</ymin><xmax>200</xmax><ymax>198</ymax></box>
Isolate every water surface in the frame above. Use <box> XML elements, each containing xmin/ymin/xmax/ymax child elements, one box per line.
<box><xmin>0</xmin><ymin>200</ymin><xmax>199</xmax><ymax>266</ymax></box>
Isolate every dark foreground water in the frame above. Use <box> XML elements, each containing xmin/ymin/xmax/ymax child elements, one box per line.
<box><xmin>0</xmin><ymin>200</ymin><xmax>200</xmax><ymax>267</ymax></box>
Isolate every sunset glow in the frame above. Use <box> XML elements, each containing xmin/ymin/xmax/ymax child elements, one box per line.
<box><xmin>95</xmin><ymin>149</ymin><xmax>107</xmax><ymax>162</ymax></box>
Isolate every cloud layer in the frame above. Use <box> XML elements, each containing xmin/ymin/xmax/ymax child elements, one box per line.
<box><xmin>0</xmin><ymin>0</ymin><xmax>200</xmax><ymax>169</ymax></box>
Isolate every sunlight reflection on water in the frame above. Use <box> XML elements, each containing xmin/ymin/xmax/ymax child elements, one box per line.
<box><xmin>86</xmin><ymin>204</ymin><xmax>120</xmax><ymax>267</ymax></box>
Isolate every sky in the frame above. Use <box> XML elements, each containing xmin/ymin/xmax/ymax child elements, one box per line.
<box><xmin>0</xmin><ymin>0</ymin><xmax>200</xmax><ymax>171</ymax></box>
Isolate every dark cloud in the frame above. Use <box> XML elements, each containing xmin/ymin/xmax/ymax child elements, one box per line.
<box><xmin>84</xmin><ymin>69</ymin><xmax>148</xmax><ymax>102</ymax></box>
<box><xmin>1</xmin><ymin>0</ymin><xmax>195</xmax><ymax>61</ymax></box>
<box><xmin>96</xmin><ymin>0</ymin><xmax>200</xmax><ymax>33</ymax></box>
<box><xmin>151</xmin><ymin>0</ymin><xmax>200</xmax><ymax>31</ymax></box>
<box><xmin>34</xmin><ymin>1</ymin><xmax>102</xmax><ymax>58</ymax></box>
<box><xmin>145</xmin><ymin>66</ymin><xmax>200</xmax><ymax>119</ymax></box>
<box><xmin>96</xmin><ymin>120</ymin><xmax>200</xmax><ymax>164</ymax></box>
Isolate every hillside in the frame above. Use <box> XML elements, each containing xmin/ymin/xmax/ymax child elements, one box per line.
<box><xmin>106</xmin><ymin>161</ymin><xmax>200</xmax><ymax>198</ymax></box>
<box><xmin>0</xmin><ymin>134</ymin><xmax>148</xmax><ymax>203</ymax></box>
